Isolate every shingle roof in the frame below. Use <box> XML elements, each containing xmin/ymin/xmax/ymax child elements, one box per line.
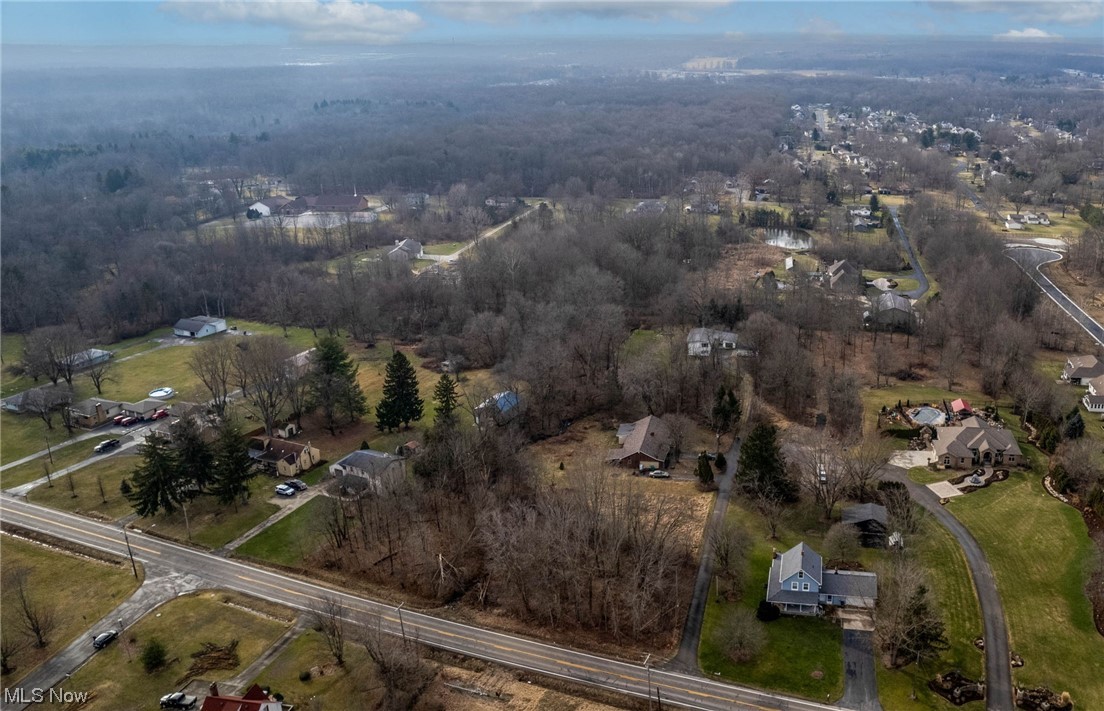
<box><xmin>822</xmin><ymin>570</ymin><xmax>878</xmax><ymax>600</ymax></box>
<box><xmin>1065</xmin><ymin>355</ymin><xmax>1103</xmax><ymax>379</ymax></box>
<box><xmin>873</xmin><ymin>291</ymin><xmax>913</xmax><ymax>314</ymax></box>
<box><xmin>607</xmin><ymin>415</ymin><xmax>671</xmax><ymax>463</ymax></box>
<box><xmin>332</xmin><ymin>449</ymin><xmax>402</xmax><ymax>477</ymax></box>
<box><xmin>932</xmin><ymin>417</ymin><xmax>1022</xmax><ymax>460</ymax></box>
<box><xmin>777</xmin><ymin>542</ymin><xmax>823</xmax><ymax>585</ymax></box>
<box><xmin>842</xmin><ymin>503</ymin><xmax>888</xmax><ymax>526</ymax></box>
<box><xmin>175</xmin><ymin>316</ymin><xmax>224</xmax><ymax>332</ymax></box>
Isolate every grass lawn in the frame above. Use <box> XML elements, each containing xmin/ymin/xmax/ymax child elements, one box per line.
<box><xmin>699</xmin><ymin>501</ymin><xmax>843</xmax><ymax>701</ymax></box>
<box><xmin>949</xmin><ymin>472</ymin><xmax>1104</xmax><ymax>707</ymax></box>
<box><xmin>140</xmin><ymin>474</ymin><xmax>281</xmax><ymax>549</ymax></box>
<box><xmin>1</xmin><ymin>332</ymin><xmax>31</xmax><ymax>397</ymax></box>
<box><xmin>94</xmin><ymin>345</ymin><xmax>206</xmax><ymax>404</ymax></box>
<box><xmin>0</xmin><ymin>412</ymin><xmax>77</xmax><ymax>467</ymax></box>
<box><xmin>422</xmin><ymin>241</ymin><xmax>467</xmax><ymax>256</ymax></box>
<box><xmin>236</xmin><ymin>496</ymin><xmax>330</xmax><ymax>567</ymax></box>
<box><xmin>3</xmin><ymin>434</ymin><xmax>123</xmax><ymax>489</ymax></box>
<box><xmin>877</xmin><ymin>519</ymin><xmax>985</xmax><ymax>709</ymax></box>
<box><xmin>861</xmin><ymin>384</ymin><xmax>989</xmax><ymax>439</ymax></box>
<box><xmin>412</xmin><ymin>258</ymin><xmax>436</xmax><ymax>270</ymax></box>
<box><xmin>40</xmin><ymin>591</ymin><xmax>293</xmax><ymax>711</ymax></box>
<box><xmin>863</xmin><ymin>269</ymin><xmax>921</xmax><ymax>293</ymax></box>
<box><xmin>251</xmin><ymin>630</ymin><xmax>381</xmax><ymax>709</ymax></box>
<box><xmin>222</xmin><ymin>319</ymin><xmax>320</xmax><ymax>351</ymax></box>
<box><xmin>0</xmin><ymin>535</ymin><xmax>142</xmax><ymax>685</ymax></box>
<box><xmin>27</xmin><ymin>455</ymin><xmax>140</xmax><ymax>520</ymax></box>
<box><xmin>621</xmin><ymin>328</ymin><xmax>662</xmax><ymax>360</ymax></box>
<box><xmin>907</xmin><ymin>465</ymin><xmax>947</xmax><ymax>485</ymax></box>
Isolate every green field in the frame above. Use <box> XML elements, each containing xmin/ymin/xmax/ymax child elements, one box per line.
<box><xmin>0</xmin><ymin>411</ymin><xmax>78</xmax><ymax>467</ymax></box>
<box><xmin>236</xmin><ymin>495</ymin><xmax>330</xmax><ymax>566</ymax></box>
<box><xmin>422</xmin><ymin>241</ymin><xmax>467</xmax><ymax>256</ymax></box>
<box><xmin>251</xmin><ymin>630</ymin><xmax>381</xmax><ymax>709</ymax></box>
<box><xmin>0</xmin><ymin>535</ymin><xmax>142</xmax><ymax>685</ymax></box>
<box><xmin>39</xmin><ymin>591</ymin><xmax>293</xmax><ymax>711</ymax></box>
<box><xmin>139</xmin><ymin>474</ymin><xmax>281</xmax><ymax>549</ymax></box>
<box><xmin>949</xmin><ymin>473</ymin><xmax>1104</xmax><ymax>707</ymax></box>
<box><xmin>699</xmin><ymin>502</ymin><xmax>843</xmax><ymax>700</ymax></box>
<box><xmin>27</xmin><ymin>454</ymin><xmax>140</xmax><ymax>520</ymax></box>
<box><xmin>1</xmin><ymin>332</ymin><xmax>31</xmax><ymax>397</ymax></box>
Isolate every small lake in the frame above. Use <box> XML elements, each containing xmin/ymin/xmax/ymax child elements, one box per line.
<box><xmin>763</xmin><ymin>229</ymin><xmax>813</xmax><ymax>251</ymax></box>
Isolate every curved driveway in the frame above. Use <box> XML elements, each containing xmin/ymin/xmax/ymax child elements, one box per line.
<box><xmin>886</xmin><ymin>207</ymin><xmax>930</xmax><ymax>300</ymax></box>
<box><xmin>1004</xmin><ymin>246</ymin><xmax>1104</xmax><ymax>347</ymax></box>
<box><xmin>881</xmin><ymin>467</ymin><xmax>1012</xmax><ymax>710</ymax></box>
<box><xmin>0</xmin><ymin>496</ymin><xmax>839</xmax><ymax>711</ymax></box>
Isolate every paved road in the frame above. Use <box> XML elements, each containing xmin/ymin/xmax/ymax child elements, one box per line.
<box><xmin>886</xmin><ymin>207</ymin><xmax>930</xmax><ymax>300</ymax></box>
<box><xmin>954</xmin><ymin>160</ymin><xmax>986</xmax><ymax>211</ymax></box>
<box><xmin>881</xmin><ymin>466</ymin><xmax>1012</xmax><ymax>710</ymax></box>
<box><xmin>0</xmin><ymin>497</ymin><xmax>840</xmax><ymax>711</ymax></box>
<box><xmin>840</xmin><ymin>631</ymin><xmax>882</xmax><ymax>711</ymax></box>
<box><xmin>670</xmin><ymin>438</ymin><xmax>740</xmax><ymax>671</ymax></box>
<box><xmin>1004</xmin><ymin>246</ymin><xmax>1104</xmax><ymax>347</ymax></box>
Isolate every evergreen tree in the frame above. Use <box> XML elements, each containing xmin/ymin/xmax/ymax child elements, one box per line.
<box><xmin>376</xmin><ymin>351</ymin><xmax>424</xmax><ymax>431</ymax></box>
<box><xmin>309</xmin><ymin>336</ymin><xmax>369</xmax><ymax>435</ymax></box>
<box><xmin>712</xmin><ymin>386</ymin><xmax>741</xmax><ymax>439</ymax></box>
<box><xmin>869</xmin><ymin>193</ymin><xmax>880</xmax><ymax>212</ymax></box>
<box><xmin>126</xmin><ymin>435</ymin><xmax>184</xmax><ymax>517</ymax></box>
<box><xmin>210</xmin><ymin>422</ymin><xmax>255</xmax><ymax>508</ymax></box>
<box><xmin>433</xmin><ymin>373</ymin><xmax>460</xmax><ymax>425</ymax></box>
<box><xmin>696</xmin><ymin>452</ymin><xmax>715</xmax><ymax>486</ymax></box>
<box><xmin>170</xmin><ymin>417</ymin><xmax>214</xmax><ymax>492</ymax></box>
<box><xmin>1064</xmin><ymin>411</ymin><xmax>1085</xmax><ymax>440</ymax></box>
<box><xmin>737</xmin><ymin>423</ymin><xmax>798</xmax><ymax>502</ymax></box>
<box><xmin>901</xmin><ymin>584</ymin><xmax>949</xmax><ymax>665</ymax></box>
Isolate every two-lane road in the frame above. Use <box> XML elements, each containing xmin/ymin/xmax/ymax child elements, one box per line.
<box><xmin>1005</xmin><ymin>246</ymin><xmax>1104</xmax><ymax>347</ymax></box>
<box><xmin>0</xmin><ymin>497</ymin><xmax>838</xmax><ymax>711</ymax></box>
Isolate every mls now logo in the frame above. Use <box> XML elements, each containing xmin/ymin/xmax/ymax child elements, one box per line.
<box><xmin>4</xmin><ymin>687</ymin><xmax>92</xmax><ymax>704</ymax></box>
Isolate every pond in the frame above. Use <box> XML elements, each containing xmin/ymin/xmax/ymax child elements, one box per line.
<box><xmin>763</xmin><ymin>229</ymin><xmax>813</xmax><ymax>251</ymax></box>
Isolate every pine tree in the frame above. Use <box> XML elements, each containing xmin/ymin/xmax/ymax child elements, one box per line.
<box><xmin>737</xmin><ymin>423</ymin><xmax>797</xmax><ymax>502</ymax></box>
<box><xmin>433</xmin><ymin>373</ymin><xmax>459</xmax><ymax>425</ymax></box>
<box><xmin>210</xmin><ymin>422</ymin><xmax>255</xmax><ymax>508</ymax></box>
<box><xmin>376</xmin><ymin>351</ymin><xmax>423</xmax><ymax>431</ymax></box>
<box><xmin>696</xmin><ymin>452</ymin><xmax>715</xmax><ymax>486</ymax></box>
<box><xmin>1064</xmin><ymin>411</ymin><xmax>1085</xmax><ymax>440</ymax></box>
<box><xmin>126</xmin><ymin>435</ymin><xmax>184</xmax><ymax>517</ymax></box>
<box><xmin>309</xmin><ymin>336</ymin><xmax>368</xmax><ymax>435</ymax></box>
<box><xmin>901</xmin><ymin>584</ymin><xmax>949</xmax><ymax>665</ymax></box>
<box><xmin>170</xmin><ymin>417</ymin><xmax>214</xmax><ymax>492</ymax></box>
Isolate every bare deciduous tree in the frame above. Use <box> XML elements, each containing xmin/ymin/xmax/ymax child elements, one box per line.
<box><xmin>710</xmin><ymin>519</ymin><xmax>751</xmax><ymax>598</ymax></box>
<box><xmin>844</xmin><ymin>437</ymin><xmax>895</xmax><ymax>497</ymax></box>
<box><xmin>359</xmin><ymin>614</ymin><xmax>433</xmax><ymax>711</ymax></box>
<box><xmin>309</xmin><ymin>595</ymin><xmax>347</xmax><ymax>666</ymax></box>
<box><xmin>789</xmin><ymin>429</ymin><xmax>849</xmax><ymax>521</ymax></box>
<box><xmin>234</xmin><ymin>335</ymin><xmax>293</xmax><ymax>435</ymax></box>
<box><xmin>6</xmin><ymin>567</ymin><xmax>58</xmax><ymax>648</ymax></box>
<box><xmin>86</xmin><ymin>357</ymin><xmax>114</xmax><ymax>395</ymax></box>
<box><xmin>189</xmin><ymin>339</ymin><xmax>236</xmax><ymax>416</ymax></box>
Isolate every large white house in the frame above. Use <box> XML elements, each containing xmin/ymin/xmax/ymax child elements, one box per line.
<box><xmin>1084</xmin><ymin>376</ymin><xmax>1104</xmax><ymax>414</ymax></box>
<box><xmin>686</xmin><ymin>328</ymin><xmax>754</xmax><ymax>357</ymax></box>
<box><xmin>173</xmin><ymin>316</ymin><xmax>227</xmax><ymax>339</ymax></box>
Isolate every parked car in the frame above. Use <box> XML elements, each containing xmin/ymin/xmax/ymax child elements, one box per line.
<box><xmin>120</xmin><ymin>416</ymin><xmax>138</xmax><ymax>426</ymax></box>
<box><xmin>151</xmin><ymin>409</ymin><xmax>170</xmax><ymax>420</ymax></box>
<box><xmin>159</xmin><ymin>692</ymin><xmax>198</xmax><ymax>709</ymax></box>
<box><xmin>286</xmin><ymin>479</ymin><xmax>309</xmax><ymax>492</ymax></box>
<box><xmin>647</xmin><ymin>470</ymin><xmax>670</xmax><ymax>479</ymax></box>
<box><xmin>91</xmin><ymin>629</ymin><xmax>118</xmax><ymax>650</ymax></box>
<box><xmin>274</xmin><ymin>484</ymin><xmax>296</xmax><ymax>497</ymax></box>
<box><xmin>112</xmin><ymin>414</ymin><xmax>127</xmax><ymax>426</ymax></box>
<box><xmin>94</xmin><ymin>439</ymin><xmax>121</xmax><ymax>454</ymax></box>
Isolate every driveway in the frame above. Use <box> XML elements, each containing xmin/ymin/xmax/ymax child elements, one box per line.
<box><xmin>840</xmin><ymin>630</ymin><xmax>882</xmax><ymax>711</ymax></box>
<box><xmin>220</xmin><ymin>487</ymin><xmax>326</xmax><ymax>552</ymax></box>
<box><xmin>886</xmin><ymin>207</ymin><xmax>930</xmax><ymax>300</ymax></box>
<box><xmin>1005</xmin><ymin>246</ymin><xmax>1104</xmax><ymax>347</ymax></box>
<box><xmin>881</xmin><ymin>465</ymin><xmax>1013</xmax><ymax>710</ymax></box>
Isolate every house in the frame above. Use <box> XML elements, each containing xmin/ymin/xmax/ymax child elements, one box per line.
<box><xmin>606</xmin><ymin>415</ymin><xmax>672</xmax><ymax>469</ymax></box>
<box><xmin>64</xmin><ymin>348</ymin><xmax>112</xmax><ymax>371</ymax></box>
<box><xmin>826</xmin><ymin>259</ymin><xmax>861</xmax><ymax>292</ymax></box>
<box><xmin>841</xmin><ymin>503</ymin><xmax>889</xmax><ymax>548</ymax></box>
<box><xmin>329</xmin><ymin>449</ymin><xmax>406</xmax><ymax>493</ymax></box>
<box><xmin>248</xmin><ymin>436</ymin><xmax>321</xmax><ymax>477</ymax></box>
<box><xmin>1082</xmin><ymin>375</ymin><xmax>1104</xmax><ymax>413</ymax></box>
<box><xmin>484</xmin><ymin>196</ymin><xmax>517</xmax><ymax>209</ymax></box>
<box><xmin>1061</xmin><ymin>355</ymin><xmax>1104</xmax><ymax>385</ymax></box>
<box><xmin>475</xmin><ymin>391</ymin><xmax>520</xmax><ymax>425</ymax></box>
<box><xmin>1004</xmin><ymin>219</ymin><xmax>1024</xmax><ymax>230</ymax></box>
<box><xmin>686</xmin><ymin>328</ymin><xmax>754</xmax><ymax>357</ymax></box>
<box><xmin>765</xmin><ymin>542</ymin><xmax>878</xmax><ymax>615</ymax></box>
<box><xmin>247</xmin><ymin>196</ymin><xmax>292</xmax><ymax>217</ymax></box>
<box><xmin>1037</xmin><ymin>212</ymin><xmax>1051</xmax><ymax>225</ymax></box>
<box><xmin>629</xmin><ymin>200</ymin><xmax>667</xmax><ymax>216</ymax></box>
<box><xmin>173</xmin><ymin>316</ymin><xmax>228</xmax><ymax>339</ymax></box>
<box><xmin>120</xmin><ymin>399</ymin><xmax>163</xmax><ymax>420</ymax></box>
<box><xmin>67</xmin><ymin>398</ymin><xmax>123</xmax><ymax>429</ymax></box>
<box><xmin>866</xmin><ymin>292</ymin><xmax>914</xmax><ymax>331</ymax></box>
<box><xmin>388</xmin><ymin>239</ymin><xmax>424</xmax><ymax>262</ymax></box>
<box><xmin>932</xmin><ymin>416</ymin><xmax>1023</xmax><ymax>469</ymax></box>
<box><xmin>201</xmin><ymin>683</ymin><xmax>283</xmax><ymax>711</ymax></box>
<box><xmin>951</xmin><ymin>398</ymin><xmax>973</xmax><ymax>416</ymax></box>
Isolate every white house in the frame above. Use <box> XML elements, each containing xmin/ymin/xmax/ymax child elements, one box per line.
<box><xmin>1083</xmin><ymin>375</ymin><xmax>1104</xmax><ymax>413</ymax></box>
<box><xmin>387</xmin><ymin>239</ymin><xmax>424</xmax><ymax>262</ymax></box>
<box><xmin>687</xmin><ymin>328</ymin><xmax>754</xmax><ymax>357</ymax></box>
<box><xmin>765</xmin><ymin>542</ymin><xmax>877</xmax><ymax>616</ymax></box>
<box><xmin>173</xmin><ymin>316</ymin><xmax>227</xmax><ymax>339</ymax></box>
<box><xmin>329</xmin><ymin>450</ymin><xmax>406</xmax><ymax>493</ymax></box>
<box><xmin>247</xmin><ymin>196</ymin><xmax>292</xmax><ymax>218</ymax></box>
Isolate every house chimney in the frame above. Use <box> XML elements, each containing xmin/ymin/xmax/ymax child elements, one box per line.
<box><xmin>209</xmin><ymin>682</ymin><xmax>219</xmax><ymax>697</ymax></box>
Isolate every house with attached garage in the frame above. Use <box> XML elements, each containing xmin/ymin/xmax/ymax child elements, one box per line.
<box><xmin>388</xmin><ymin>238</ymin><xmax>424</xmax><ymax>262</ymax></box>
<box><xmin>1083</xmin><ymin>375</ymin><xmax>1104</xmax><ymax>413</ymax></box>
<box><xmin>606</xmin><ymin>415</ymin><xmax>672</xmax><ymax>470</ymax></box>
<box><xmin>931</xmin><ymin>416</ymin><xmax>1022</xmax><ymax>469</ymax></box>
<box><xmin>1061</xmin><ymin>354</ymin><xmax>1104</xmax><ymax>385</ymax></box>
<box><xmin>329</xmin><ymin>449</ymin><xmax>406</xmax><ymax>494</ymax></box>
<box><xmin>68</xmin><ymin>398</ymin><xmax>123</xmax><ymax>429</ymax></box>
<box><xmin>248</xmin><ymin>436</ymin><xmax>321</xmax><ymax>477</ymax></box>
<box><xmin>686</xmin><ymin>328</ymin><xmax>754</xmax><ymax>357</ymax></box>
<box><xmin>865</xmin><ymin>292</ymin><xmax>915</xmax><ymax>331</ymax></box>
<box><xmin>173</xmin><ymin>316</ymin><xmax>228</xmax><ymax>339</ymax></box>
<box><xmin>766</xmin><ymin>541</ymin><xmax>878</xmax><ymax>615</ymax></box>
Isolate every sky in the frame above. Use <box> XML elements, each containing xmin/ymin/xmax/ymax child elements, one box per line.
<box><xmin>2</xmin><ymin>0</ymin><xmax>1102</xmax><ymax>46</ymax></box>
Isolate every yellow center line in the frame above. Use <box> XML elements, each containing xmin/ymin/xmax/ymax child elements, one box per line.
<box><xmin>9</xmin><ymin>509</ymin><xmax>160</xmax><ymax>555</ymax></box>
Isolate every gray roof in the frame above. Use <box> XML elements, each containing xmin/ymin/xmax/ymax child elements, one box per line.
<box><xmin>821</xmin><ymin>570</ymin><xmax>878</xmax><ymax>600</ymax></box>
<box><xmin>873</xmin><ymin>292</ymin><xmax>913</xmax><ymax>314</ymax></box>
<box><xmin>932</xmin><ymin>416</ymin><xmax>1022</xmax><ymax>460</ymax></box>
<box><xmin>777</xmin><ymin>542</ymin><xmax>822</xmax><ymax>585</ymax></box>
<box><xmin>606</xmin><ymin>415</ymin><xmax>671</xmax><ymax>464</ymax></box>
<box><xmin>842</xmin><ymin>503</ymin><xmax>888</xmax><ymax>526</ymax></box>
<box><xmin>333</xmin><ymin>449</ymin><xmax>402</xmax><ymax>476</ymax></box>
<box><xmin>174</xmin><ymin>316</ymin><xmax>224</xmax><ymax>332</ymax></box>
<box><xmin>69</xmin><ymin>398</ymin><xmax>121</xmax><ymax>417</ymax></box>
<box><xmin>687</xmin><ymin>327</ymin><xmax>741</xmax><ymax>346</ymax></box>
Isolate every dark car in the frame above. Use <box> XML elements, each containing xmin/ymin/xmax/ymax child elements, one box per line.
<box><xmin>159</xmin><ymin>692</ymin><xmax>198</xmax><ymax>709</ymax></box>
<box><xmin>94</xmin><ymin>439</ymin><xmax>121</xmax><ymax>454</ymax></box>
<box><xmin>286</xmin><ymin>479</ymin><xmax>309</xmax><ymax>492</ymax></box>
<box><xmin>91</xmin><ymin>629</ymin><xmax>118</xmax><ymax>650</ymax></box>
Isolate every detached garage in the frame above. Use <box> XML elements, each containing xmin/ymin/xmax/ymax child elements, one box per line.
<box><xmin>173</xmin><ymin>316</ymin><xmax>228</xmax><ymax>339</ymax></box>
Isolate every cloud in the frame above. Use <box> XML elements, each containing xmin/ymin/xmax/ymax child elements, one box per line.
<box><xmin>427</xmin><ymin>1</ymin><xmax>736</xmax><ymax>24</ymax></box>
<box><xmin>161</xmin><ymin>0</ymin><xmax>424</xmax><ymax>43</ymax></box>
<box><xmin>799</xmin><ymin>16</ymin><xmax>844</xmax><ymax>38</ymax></box>
<box><xmin>933</xmin><ymin>1</ymin><xmax>1103</xmax><ymax>26</ymax></box>
<box><xmin>994</xmin><ymin>26</ymin><xmax>1062</xmax><ymax>39</ymax></box>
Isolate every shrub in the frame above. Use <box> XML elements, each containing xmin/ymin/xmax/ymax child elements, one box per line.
<box><xmin>714</xmin><ymin>452</ymin><xmax>727</xmax><ymax>470</ymax></box>
<box><xmin>756</xmin><ymin>599</ymin><xmax>781</xmax><ymax>622</ymax></box>
<box><xmin>720</xmin><ymin>608</ymin><xmax>766</xmax><ymax>663</ymax></box>
<box><xmin>119</xmin><ymin>479</ymin><xmax>132</xmax><ymax>496</ymax></box>
<box><xmin>140</xmin><ymin>638</ymin><xmax>167</xmax><ymax>673</ymax></box>
<box><xmin>299</xmin><ymin>669</ymin><xmax>312</xmax><ymax>682</ymax></box>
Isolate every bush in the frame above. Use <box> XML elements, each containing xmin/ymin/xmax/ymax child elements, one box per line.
<box><xmin>299</xmin><ymin>669</ymin><xmax>312</xmax><ymax>682</ymax></box>
<box><xmin>140</xmin><ymin>638</ymin><xmax>167</xmax><ymax>673</ymax></box>
<box><xmin>720</xmin><ymin>608</ymin><xmax>766</xmax><ymax>663</ymax></box>
<box><xmin>756</xmin><ymin>599</ymin><xmax>781</xmax><ymax>622</ymax></box>
<box><xmin>714</xmin><ymin>452</ymin><xmax>727</xmax><ymax>471</ymax></box>
<box><xmin>119</xmin><ymin>479</ymin><xmax>132</xmax><ymax>496</ymax></box>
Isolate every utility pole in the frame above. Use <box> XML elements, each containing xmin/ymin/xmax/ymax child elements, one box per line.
<box><xmin>122</xmin><ymin>528</ymin><xmax>138</xmax><ymax>578</ymax></box>
<box><xmin>643</xmin><ymin>653</ymin><xmax>652</xmax><ymax>711</ymax></box>
<box><xmin>396</xmin><ymin>602</ymin><xmax>406</xmax><ymax>644</ymax></box>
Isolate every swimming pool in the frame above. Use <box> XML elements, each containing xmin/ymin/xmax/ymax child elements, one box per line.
<box><xmin>148</xmin><ymin>387</ymin><xmax>176</xmax><ymax>399</ymax></box>
<box><xmin>909</xmin><ymin>406</ymin><xmax>945</xmax><ymax>426</ymax></box>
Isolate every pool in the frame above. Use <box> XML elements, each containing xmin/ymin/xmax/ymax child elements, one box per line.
<box><xmin>148</xmin><ymin>387</ymin><xmax>176</xmax><ymax>399</ymax></box>
<box><xmin>909</xmin><ymin>406</ymin><xmax>945</xmax><ymax>426</ymax></box>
